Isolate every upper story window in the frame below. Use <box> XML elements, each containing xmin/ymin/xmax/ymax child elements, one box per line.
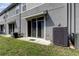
<box><xmin>15</xmin><ymin>5</ymin><xmax>20</xmax><ymax>14</ymax></box>
<box><xmin>3</xmin><ymin>14</ymin><xmax>8</xmax><ymax>19</ymax></box>
<box><xmin>22</xmin><ymin>3</ymin><xmax>26</xmax><ymax>11</ymax></box>
<box><xmin>16</xmin><ymin>9</ymin><xmax>19</xmax><ymax>14</ymax></box>
<box><xmin>3</xmin><ymin>16</ymin><xmax>6</xmax><ymax>19</ymax></box>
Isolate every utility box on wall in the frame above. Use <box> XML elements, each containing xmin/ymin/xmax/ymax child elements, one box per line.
<box><xmin>53</xmin><ymin>27</ymin><xmax>69</xmax><ymax>47</ymax></box>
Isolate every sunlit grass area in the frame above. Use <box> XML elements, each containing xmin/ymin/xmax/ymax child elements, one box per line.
<box><xmin>0</xmin><ymin>36</ymin><xmax>79</xmax><ymax>56</ymax></box>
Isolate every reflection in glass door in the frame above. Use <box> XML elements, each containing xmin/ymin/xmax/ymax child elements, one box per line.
<box><xmin>38</xmin><ymin>20</ymin><xmax>44</xmax><ymax>38</ymax></box>
<box><xmin>31</xmin><ymin>19</ymin><xmax>36</xmax><ymax>37</ymax></box>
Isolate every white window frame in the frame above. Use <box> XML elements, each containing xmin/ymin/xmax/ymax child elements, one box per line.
<box><xmin>15</xmin><ymin>5</ymin><xmax>20</xmax><ymax>14</ymax></box>
<box><xmin>22</xmin><ymin>3</ymin><xmax>26</xmax><ymax>11</ymax></box>
<box><xmin>26</xmin><ymin>16</ymin><xmax>46</xmax><ymax>40</ymax></box>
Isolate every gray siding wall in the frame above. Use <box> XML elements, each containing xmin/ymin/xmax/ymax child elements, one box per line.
<box><xmin>0</xmin><ymin>14</ymin><xmax>5</xmax><ymax>25</ymax></box>
<box><xmin>7</xmin><ymin>5</ymin><xmax>20</xmax><ymax>18</ymax></box>
<box><xmin>45</xmin><ymin>4</ymin><xmax>67</xmax><ymax>41</ymax></box>
<box><xmin>21</xmin><ymin>18</ymin><xmax>27</xmax><ymax>37</ymax></box>
<box><xmin>75</xmin><ymin>4</ymin><xmax>79</xmax><ymax>33</ymax></box>
<box><xmin>0</xmin><ymin>3</ymin><xmax>68</xmax><ymax>42</ymax></box>
<box><xmin>8</xmin><ymin>7</ymin><xmax>16</xmax><ymax>17</ymax></box>
<box><xmin>21</xmin><ymin>3</ymin><xmax>67</xmax><ymax>41</ymax></box>
<box><xmin>5</xmin><ymin>14</ymin><xmax>20</xmax><ymax>34</ymax></box>
<box><xmin>0</xmin><ymin>3</ymin><xmax>44</xmax><ymax>35</ymax></box>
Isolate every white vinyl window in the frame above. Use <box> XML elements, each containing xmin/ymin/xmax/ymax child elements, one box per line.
<box><xmin>16</xmin><ymin>9</ymin><xmax>19</xmax><ymax>14</ymax></box>
<box><xmin>15</xmin><ymin>5</ymin><xmax>20</xmax><ymax>14</ymax></box>
<box><xmin>22</xmin><ymin>3</ymin><xmax>26</xmax><ymax>11</ymax></box>
<box><xmin>3</xmin><ymin>14</ymin><xmax>8</xmax><ymax>19</ymax></box>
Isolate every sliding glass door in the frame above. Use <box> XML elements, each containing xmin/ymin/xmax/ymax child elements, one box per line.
<box><xmin>0</xmin><ymin>25</ymin><xmax>4</xmax><ymax>33</ymax></box>
<box><xmin>8</xmin><ymin>22</ymin><xmax>15</xmax><ymax>34</ymax></box>
<box><xmin>28</xmin><ymin>17</ymin><xmax>44</xmax><ymax>38</ymax></box>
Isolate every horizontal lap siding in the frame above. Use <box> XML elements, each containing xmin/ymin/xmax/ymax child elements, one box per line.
<box><xmin>75</xmin><ymin>4</ymin><xmax>79</xmax><ymax>33</ymax></box>
<box><xmin>21</xmin><ymin>3</ymin><xmax>67</xmax><ymax>41</ymax></box>
<box><xmin>45</xmin><ymin>4</ymin><xmax>67</xmax><ymax>41</ymax></box>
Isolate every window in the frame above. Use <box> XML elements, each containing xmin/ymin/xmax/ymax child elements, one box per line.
<box><xmin>22</xmin><ymin>4</ymin><xmax>26</xmax><ymax>11</ymax></box>
<box><xmin>16</xmin><ymin>5</ymin><xmax>20</xmax><ymax>14</ymax></box>
<box><xmin>3</xmin><ymin>16</ymin><xmax>5</xmax><ymax>19</ymax></box>
<box><xmin>16</xmin><ymin>9</ymin><xmax>19</xmax><ymax>14</ymax></box>
<box><xmin>3</xmin><ymin>14</ymin><xmax>8</xmax><ymax>19</ymax></box>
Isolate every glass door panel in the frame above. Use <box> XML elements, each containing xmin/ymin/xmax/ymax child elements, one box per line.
<box><xmin>28</xmin><ymin>21</ymin><xmax>31</xmax><ymax>37</ymax></box>
<box><xmin>41</xmin><ymin>21</ymin><xmax>44</xmax><ymax>38</ymax></box>
<box><xmin>32</xmin><ymin>19</ymin><xmax>36</xmax><ymax>37</ymax></box>
<box><xmin>9</xmin><ymin>24</ymin><xmax>12</xmax><ymax>34</ymax></box>
<box><xmin>38</xmin><ymin>21</ymin><xmax>44</xmax><ymax>38</ymax></box>
<box><xmin>38</xmin><ymin>21</ymin><xmax>41</xmax><ymax>38</ymax></box>
<box><xmin>37</xmin><ymin>17</ymin><xmax>44</xmax><ymax>38</ymax></box>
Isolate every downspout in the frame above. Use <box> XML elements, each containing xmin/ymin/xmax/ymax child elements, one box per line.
<box><xmin>74</xmin><ymin>3</ymin><xmax>76</xmax><ymax>46</ymax></box>
<box><xmin>4</xmin><ymin>14</ymin><xmax>6</xmax><ymax>34</ymax></box>
<box><xmin>4</xmin><ymin>17</ymin><xmax>6</xmax><ymax>34</ymax></box>
<box><xmin>74</xmin><ymin>3</ymin><xmax>76</xmax><ymax>35</ymax></box>
<box><xmin>67</xmin><ymin>3</ymin><xmax>69</xmax><ymax>34</ymax></box>
<box><xmin>69</xmin><ymin>3</ymin><xmax>76</xmax><ymax>48</ymax></box>
<box><xmin>70</xmin><ymin>3</ymin><xmax>76</xmax><ymax>36</ymax></box>
<box><xmin>70</xmin><ymin>3</ymin><xmax>72</xmax><ymax>35</ymax></box>
<box><xmin>67</xmin><ymin>3</ymin><xmax>70</xmax><ymax>46</ymax></box>
<box><xmin>19</xmin><ymin>3</ymin><xmax>21</xmax><ymax>34</ymax></box>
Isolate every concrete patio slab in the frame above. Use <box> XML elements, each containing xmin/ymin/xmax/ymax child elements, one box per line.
<box><xmin>17</xmin><ymin>37</ymin><xmax>51</xmax><ymax>45</ymax></box>
<box><xmin>0</xmin><ymin>34</ymin><xmax>11</xmax><ymax>37</ymax></box>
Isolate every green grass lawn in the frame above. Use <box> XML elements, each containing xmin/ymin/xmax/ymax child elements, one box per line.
<box><xmin>0</xmin><ymin>36</ymin><xmax>79</xmax><ymax>56</ymax></box>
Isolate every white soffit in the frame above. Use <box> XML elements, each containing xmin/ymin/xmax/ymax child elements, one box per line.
<box><xmin>24</xmin><ymin>10</ymin><xmax>48</xmax><ymax>19</ymax></box>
